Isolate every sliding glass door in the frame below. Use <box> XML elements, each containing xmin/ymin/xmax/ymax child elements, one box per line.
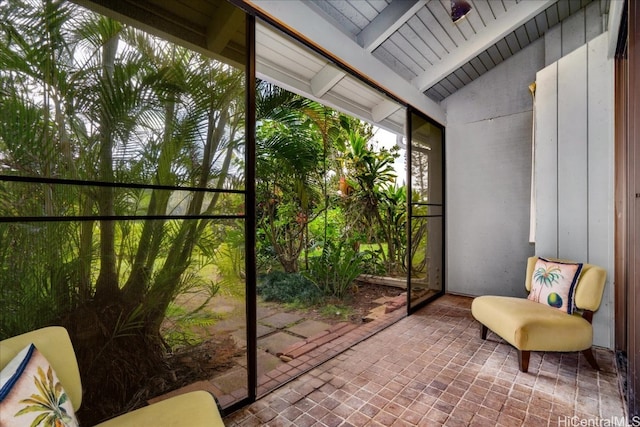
<box><xmin>407</xmin><ymin>110</ymin><xmax>445</xmax><ymax>312</ymax></box>
<box><xmin>0</xmin><ymin>0</ymin><xmax>252</xmax><ymax>421</ymax></box>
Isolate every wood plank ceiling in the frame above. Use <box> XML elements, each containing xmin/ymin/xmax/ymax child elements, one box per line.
<box><xmin>308</xmin><ymin>0</ymin><xmax>611</xmax><ymax>102</ymax></box>
<box><xmin>75</xmin><ymin>0</ymin><xmax>612</xmax><ymax>129</ymax></box>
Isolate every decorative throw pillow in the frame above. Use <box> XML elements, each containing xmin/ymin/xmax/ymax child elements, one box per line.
<box><xmin>527</xmin><ymin>257</ymin><xmax>583</xmax><ymax>314</ymax></box>
<box><xmin>0</xmin><ymin>343</ymin><xmax>79</xmax><ymax>427</ymax></box>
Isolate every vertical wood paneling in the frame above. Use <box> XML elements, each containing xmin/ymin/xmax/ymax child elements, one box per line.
<box><xmin>587</xmin><ymin>33</ymin><xmax>614</xmax><ymax>347</ymax></box>
<box><xmin>587</xmin><ymin>33</ymin><xmax>613</xmax><ymax>267</ymax></box>
<box><xmin>535</xmin><ymin>32</ymin><xmax>614</xmax><ymax>348</ymax></box>
<box><xmin>545</xmin><ymin>25</ymin><xmax>562</xmax><ymax>65</ymax></box>
<box><xmin>561</xmin><ymin>8</ymin><xmax>586</xmax><ymax>55</ymax></box>
<box><xmin>545</xmin><ymin>4</ymin><xmax>609</xmax><ymax>68</ymax></box>
<box><xmin>585</xmin><ymin>1</ymin><xmax>603</xmax><ymax>42</ymax></box>
<box><xmin>558</xmin><ymin>46</ymin><xmax>588</xmax><ymax>262</ymax></box>
<box><xmin>534</xmin><ymin>63</ymin><xmax>558</xmax><ymax>257</ymax></box>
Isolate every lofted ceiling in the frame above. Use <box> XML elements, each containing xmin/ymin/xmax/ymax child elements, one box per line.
<box><xmin>75</xmin><ymin>0</ymin><xmax>613</xmax><ymax>130</ymax></box>
<box><xmin>305</xmin><ymin>0</ymin><xmax>611</xmax><ymax>102</ymax></box>
<box><xmin>246</xmin><ymin>0</ymin><xmax>612</xmax><ymax>125</ymax></box>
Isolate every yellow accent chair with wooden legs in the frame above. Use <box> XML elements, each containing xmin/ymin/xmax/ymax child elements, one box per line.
<box><xmin>471</xmin><ymin>256</ymin><xmax>607</xmax><ymax>373</ymax></box>
<box><xmin>0</xmin><ymin>326</ymin><xmax>225</xmax><ymax>426</ymax></box>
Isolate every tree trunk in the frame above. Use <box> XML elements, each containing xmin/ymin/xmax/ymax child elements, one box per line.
<box><xmin>123</xmin><ymin>97</ymin><xmax>176</xmax><ymax>302</ymax></box>
<box><xmin>143</xmin><ymin>102</ymin><xmax>230</xmax><ymax>331</ymax></box>
<box><xmin>78</xmin><ymin>196</ymin><xmax>94</xmax><ymax>302</ymax></box>
<box><xmin>94</xmin><ymin>33</ymin><xmax>120</xmax><ymax>302</ymax></box>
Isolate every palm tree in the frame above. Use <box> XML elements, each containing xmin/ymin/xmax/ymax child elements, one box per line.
<box><xmin>255</xmin><ymin>81</ymin><xmax>330</xmax><ymax>273</ymax></box>
<box><xmin>0</xmin><ymin>0</ymin><xmax>81</xmax><ymax>326</ymax></box>
<box><xmin>339</xmin><ymin>124</ymin><xmax>401</xmax><ymax>273</ymax></box>
<box><xmin>0</xmin><ymin>1</ymin><xmax>246</xmax><ymax>421</ymax></box>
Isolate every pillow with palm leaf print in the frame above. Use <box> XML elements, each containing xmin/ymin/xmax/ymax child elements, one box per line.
<box><xmin>0</xmin><ymin>343</ymin><xmax>79</xmax><ymax>427</ymax></box>
<box><xmin>527</xmin><ymin>257</ymin><xmax>583</xmax><ymax>314</ymax></box>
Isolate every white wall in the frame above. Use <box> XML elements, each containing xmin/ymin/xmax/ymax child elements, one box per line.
<box><xmin>443</xmin><ymin>39</ymin><xmax>543</xmax><ymax>298</ymax></box>
<box><xmin>443</xmin><ymin>8</ymin><xmax>614</xmax><ymax>349</ymax></box>
<box><xmin>534</xmin><ymin>33</ymin><xmax>614</xmax><ymax>349</ymax></box>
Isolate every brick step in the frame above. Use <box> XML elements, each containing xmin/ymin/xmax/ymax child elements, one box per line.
<box><xmin>363</xmin><ymin>293</ymin><xmax>407</xmax><ymax>322</ymax></box>
<box><xmin>277</xmin><ymin>322</ymin><xmax>359</xmax><ymax>361</ymax></box>
<box><xmin>384</xmin><ymin>294</ymin><xmax>407</xmax><ymax>313</ymax></box>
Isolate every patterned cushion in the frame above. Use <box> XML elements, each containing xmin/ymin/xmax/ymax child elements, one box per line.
<box><xmin>0</xmin><ymin>343</ymin><xmax>79</xmax><ymax>426</ymax></box>
<box><xmin>527</xmin><ymin>257</ymin><xmax>583</xmax><ymax>314</ymax></box>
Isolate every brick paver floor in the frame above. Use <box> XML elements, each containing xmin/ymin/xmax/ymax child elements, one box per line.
<box><xmin>223</xmin><ymin>294</ymin><xmax>627</xmax><ymax>426</ymax></box>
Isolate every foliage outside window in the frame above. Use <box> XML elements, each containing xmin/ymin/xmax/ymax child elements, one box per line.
<box><xmin>254</xmin><ymin>83</ymin><xmax>428</xmax><ymax>298</ymax></box>
<box><xmin>0</xmin><ymin>0</ymin><xmax>435</xmax><ymax>421</ymax></box>
<box><xmin>0</xmin><ymin>1</ymin><xmax>246</xmax><ymax>422</ymax></box>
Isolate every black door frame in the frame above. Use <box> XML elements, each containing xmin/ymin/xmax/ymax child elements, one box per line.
<box><xmin>406</xmin><ymin>107</ymin><xmax>446</xmax><ymax>315</ymax></box>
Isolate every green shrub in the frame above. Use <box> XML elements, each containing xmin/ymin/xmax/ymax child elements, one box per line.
<box><xmin>162</xmin><ymin>302</ymin><xmax>222</xmax><ymax>351</ymax></box>
<box><xmin>257</xmin><ymin>271</ymin><xmax>323</xmax><ymax>305</ymax></box>
<box><xmin>214</xmin><ymin>227</ymin><xmax>245</xmax><ymax>280</ymax></box>
<box><xmin>304</xmin><ymin>241</ymin><xmax>363</xmax><ymax>299</ymax></box>
<box><xmin>359</xmin><ymin>248</ymin><xmax>386</xmax><ymax>275</ymax></box>
<box><xmin>307</xmin><ymin>206</ymin><xmax>345</xmax><ymax>243</ymax></box>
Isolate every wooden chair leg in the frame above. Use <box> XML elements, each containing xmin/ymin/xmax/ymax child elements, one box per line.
<box><xmin>582</xmin><ymin>348</ymin><xmax>600</xmax><ymax>370</ymax></box>
<box><xmin>480</xmin><ymin>324</ymin><xmax>488</xmax><ymax>340</ymax></box>
<box><xmin>518</xmin><ymin>350</ymin><xmax>530</xmax><ymax>373</ymax></box>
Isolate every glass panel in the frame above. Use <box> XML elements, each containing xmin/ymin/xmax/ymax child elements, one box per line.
<box><xmin>409</xmin><ymin>112</ymin><xmax>444</xmax><ymax>310</ymax></box>
<box><xmin>411</xmin><ymin>204</ymin><xmax>443</xmax><ymax>217</ymax></box>
<box><xmin>410</xmin><ymin>117</ymin><xmax>444</xmax><ymax>205</ymax></box>
<box><xmin>0</xmin><ymin>182</ymin><xmax>244</xmax><ymax>219</ymax></box>
<box><xmin>255</xmin><ymin>19</ymin><xmax>407</xmax><ymax>396</ymax></box>
<box><xmin>0</xmin><ymin>0</ymin><xmax>248</xmax><ymax>422</ymax></box>
<box><xmin>409</xmin><ymin>216</ymin><xmax>443</xmax><ymax>302</ymax></box>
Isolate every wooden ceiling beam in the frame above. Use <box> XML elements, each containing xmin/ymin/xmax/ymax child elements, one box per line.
<box><xmin>357</xmin><ymin>0</ymin><xmax>428</xmax><ymax>52</ymax></box>
<box><xmin>411</xmin><ymin>0</ymin><xmax>556</xmax><ymax>92</ymax></box>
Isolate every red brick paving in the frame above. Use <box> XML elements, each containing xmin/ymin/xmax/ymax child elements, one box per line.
<box><xmin>224</xmin><ymin>295</ymin><xmax>627</xmax><ymax>426</ymax></box>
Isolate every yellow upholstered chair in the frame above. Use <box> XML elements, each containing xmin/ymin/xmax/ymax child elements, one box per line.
<box><xmin>0</xmin><ymin>326</ymin><xmax>225</xmax><ymax>426</ymax></box>
<box><xmin>471</xmin><ymin>256</ymin><xmax>607</xmax><ymax>373</ymax></box>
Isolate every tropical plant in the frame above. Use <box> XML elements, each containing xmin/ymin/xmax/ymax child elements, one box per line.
<box><xmin>214</xmin><ymin>227</ymin><xmax>246</xmax><ymax>280</ymax></box>
<box><xmin>304</xmin><ymin>240</ymin><xmax>363</xmax><ymax>299</ymax></box>
<box><xmin>255</xmin><ymin>81</ymin><xmax>332</xmax><ymax>273</ymax></box>
<box><xmin>379</xmin><ymin>184</ymin><xmax>407</xmax><ymax>273</ymax></box>
<box><xmin>0</xmin><ymin>1</ymin><xmax>245</xmax><ymax>422</ymax></box>
<box><xmin>408</xmin><ymin>190</ymin><xmax>430</xmax><ymax>274</ymax></box>
<box><xmin>337</xmin><ymin>120</ymin><xmax>403</xmax><ymax>274</ymax></box>
<box><xmin>307</xmin><ymin>206</ymin><xmax>346</xmax><ymax>247</ymax></box>
<box><xmin>257</xmin><ymin>271</ymin><xmax>323</xmax><ymax>305</ymax></box>
<box><xmin>359</xmin><ymin>248</ymin><xmax>386</xmax><ymax>275</ymax></box>
<box><xmin>163</xmin><ymin>300</ymin><xmax>221</xmax><ymax>351</ymax></box>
